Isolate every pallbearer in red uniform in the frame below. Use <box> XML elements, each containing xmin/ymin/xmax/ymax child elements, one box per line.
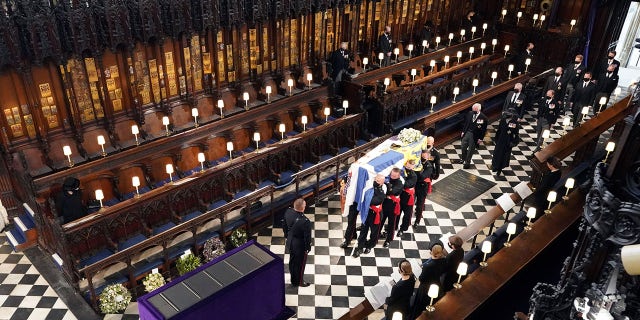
<box><xmin>414</xmin><ymin>137</ymin><xmax>440</xmax><ymax>228</ymax></box>
<box><xmin>353</xmin><ymin>174</ymin><xmax>386</xmax><ymax>258</ymax></box>
<box><xmin>380</xmin><ymin>167</ymin><xmax>404</xmax><ymax>248</ymax></box>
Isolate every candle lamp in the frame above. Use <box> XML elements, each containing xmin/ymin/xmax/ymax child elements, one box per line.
<box><xmin>443</xmin><ymin>56</ymin><xmax>449</xmax><ymax>68</ymax></box>
<box><xmin>301</xmin><ymin>115</ymin><xmax>308</xmax><ymax>132</ymax></box>
<box><xmin>533</xmin><ymin>13</ymin><xmax>539</xmax><ymax>27</ymax></box>
<box><xmin>472</xmin><ymin>79</ymin><xmax>479</xmax><ymax>95</ymax></box>
<box><xmin>435</xmin><ymin>36</ymin><xmax>441</xmax><ymax>48</ymax></box>
<box><xmin>448</xmin><ymin>33</ymin><xmax>454</xmax><ymax>46</ymax></box>
<box><xmin>384</xmin><ymin>77</ymin><xmax>390</xmax><ymax>93</ymax></box>
<box><xmin>166</xmin><ymin>164</ymin><xmax>174</xmax><ymax>183</ymax></box>
<box><xmin>393</xmin><ymin>48</ymin><xmax>400</xmax><ymax>63</ymax></box>
<box><xmin>452</xmin><ymin>87</ymin><xmax>460</xmax><ymax>103</ymax></box>
<box><xmin>540</xmin><ymin>15</ymin><xmax>546</xmax><ymax>27</ymax></box>
<box><xmin>362</xmin><ymin>57</ymin><xmax>368</xmax><ymax>72</ymax></box>
<box><xmin>471</xmin><ymin>26</ymin><xmax>476</xmax><ymax>39</ymax></box>
<box><xmin>570</xmin><ymin>19</ymin><xmax>577</xmax><ymax>31</ymax></box>
<box><xmin>581</xmin><ymin>106</ymin><xmax>589</xmax><ymax>124</ymax></box>
<box><xmin>343</xmin><ymin>100</ymin><xmax>349</xmax><ymax>116</ymax></box>
<box><xmin>217</xmin><ymin>99</ymin><xmax>224</xmax><ymax>118</ymax></box>
<box><xmin>426</xmin><ymin>284</ymin><xmax>439</xmax><ymax>312</ymax></box>
<box><xmin>562</xmin><ymin>116</ymin><xmax>571</xmax><ymax>134</ymax></box>
<box><xmin>324</xmin><ymin>107</ymin><xmax>331</xmax><ymax>123</ymax></box>
<box><xmin>613</xmin><ymin>87</ymin><xmax>621</xmax><ymax>99</ymax></box>
<box><xmin>453</xmin><ymin>262</ymin><xmax>468</xmax><ymax>289</ymax></box>
<box><xmin>63</xmin><ymin>145</ymin><xmax>74</xmax><ymax>167</ymax></box>
<box><xmin>95</xmin><ymin>189</ymin><xmax>104</xmax><ymax>209</ymax></box>
<box><xmin>378</xmin><ymin>52</ymin><xmax>384</xmax><ymax>66</ymax></box>
<box><xmin>545</xmin><ymin>191</ymin><xmax>557</xmax><ymax>214</ymax></box>
<box><xmin>524</xmin><ymin>207</ymin><xmax>537</xmax><ymax>231</ymax></box>
<box><xmin>410</xmin><ymin>68</ymin><xmax>417</xmax><ymax>82</ymax></box>
<box><xmin>306</xmin><ymin>73</ymin><xmax>313</xmax><ymax>89</ymax></box>
<box><xmin>482</xmin><ymin>23</ymin><xmax>487</xmax><ymax>37</ymax></box>
<box><xmin>131</xmin><ymin>124</ymin><xmax>140</xmax><ymax>145</ymax></box>
<box><xmin>407</xmin><ymin>44</ymin><xmax>413</xmax><ymax>59</ymax></box>
<box><xmin>253</xmin><ymin>132</ymin><xmax>261</xmax><ymax>151</ymax></box>
<box><xmin>480</xmin><ymin>42</ymin><xmax>486</xmax><ymax>55</ymax></box>
<box><xmin>460</xmin><ymin>29</ymin><xmax>466</xmax><ymax>42</ymax></box>
<box><xmin>490</xmin><ymin>71</ymin><xmax>497</xmax><ymax>86</ymax></box>
<box><xmin>492</xmin><ymin>39</ymin><xmax>498</xmax><ymax>53</ymax></box>
<box><xmin>598</xmin><ymin>97</ymin><xmax>607</xmax><ymax>113</ymax></box>
<box><xmin>504</xmin><ymin>223</ymin><xmax>517</xmax><ymax>247</ymax></box>
<box><xmin>392</xmin><ymin>312</ymin><xmax>402</xmax><ymax>320</ymax></box>
<box><xmin>197</xmin><ymin>152</ymin><xmax>205</xmax><ymax>172</ymax></box>
<box><xmin>430</xmin><ymin>95</ymin><xmax>437</xmax><ymax>112</ymax></box>
<box><xmin>226</xmin><ymin>141</ymin><xmax>234</xmax><ymax>160</ymax></box>
<box><xmin>191</xmin><ymin>108</ymin><xmax>199</xmax><ymax>127</ymax></box>
<box><xmin>469</xmin><ymin>46</ymin><xmax>475</xmax><ymax>60</ymax></box>
<box><xmin>97</xmin><ymin>135</ymin><xmax>106</xmax><ymax>157</ymax></box>
<box><xmin>162</xmin><ymin>116</ymin><xmax>170</xmax><ymax>136</ymax></box>
<box><xmin>525</xmin><ymin>58</ymin><xmax>531</xmax><ymax>72</ymax></box>
<box><xmin>603</xmin><ymin>142</ymin><xmax>615</xmax><ymax>163</ymax></box>
<box><xmin>542</xmin><ymin>129</ymin><xmax>550</xmax><ymax>147</ymax></box>
<box><xmin>480</xmin><ymin>240</ymin><xmax>492</xmax><ymax>267</ymax></box>
<box><xmin>508</xmin><ymin>64</ymin><xmax>514</xmax><ymax>79</ymax></box>
<box><xmin>456</xmin><ymin>51</ymin><xmax>462</xmax><ymax>64</ymax></box>
<box><xmin>504</xmin><ymin>44</ymin><xmax>510</xmax><ymax>57</ymax></box>
<box><xmin>132</xmin><ymin>176</ymin><xmax>141</xmax><ymax>198</ymax></box>
<box><xmin>278</xmin><ymin>123</ymin><xmax>286</xmax><ymax>141</ymax></box>
<box><xmin>517</xmin><ymin>11</ymin><xmax>522</xmax><ymax>24</ymax></box>
<box><xmin>501</xmin><ymin>9</ymin><xmax>507</xmax><ymax>22</ymax></box>
<box><xmin>287</xmin><ymin>79</ymin><xmax>294</xmax><ymax>96</ymax></box>
<box><xmin>265</xmin><ymin>85</ymin><xmax>272</xmax><ymax>103</ymax></box>
<box><xmin>243</xmin><ymin>92</ymin><xmax>250</xmax><ymax>110</ymax></box>
<box><xmin>563</xmin><ymin>178</ymin><xmax>575</xmax><ymax>200</ymax></box>
<box><xmin>422</xmin><ymin>40</ymin><xmax>428</xmax><ymax>54</ymax></box>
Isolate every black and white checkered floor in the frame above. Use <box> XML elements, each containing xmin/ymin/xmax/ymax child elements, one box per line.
<box><xmin>0</xmin><ymin>103</ymin><xmax>619</xmax><ymax>319</ymax></box>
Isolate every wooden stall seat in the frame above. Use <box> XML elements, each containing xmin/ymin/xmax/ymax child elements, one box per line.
<box><xmin>142</xmin><ymin>111</ymin><xmax>171</xmax><ymax>140</ymax></box>
<box><xmin>116</xmin><ymin>165</ymin><xmax>151</xmax><ymax>200</ymax></box>
<box><xmin>81</xmin><ymin>127</ymin><xmax>115</xmax><ymax>158</ymax></box>
<box><xmin>148</xmin><ymin>155</ymin><xmax>176</xmax><ymax>187</ymax></box>
<box><xmin>80</xmin><ymin>174</ymin><xmax>119</xmax><ymax>210</ymax></box>
<box><xmin>113</xmin><ymin>119</ymin><xmax>142</xmax><ymax>148</ymax></box>
<box><xmin>178</xmin><ymin>145</ymin><xmax>205</xmax><ymax>176</ymax></box>
<box><xmin>78</xmin><ymin>260</ymin><xmax>128</xmax><ymax>297</ymax></box>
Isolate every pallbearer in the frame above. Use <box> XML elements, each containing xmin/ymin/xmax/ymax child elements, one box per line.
<box><xmin>379</xmin><ymin>168</ymin><xmax>404</xmax><ymax>248</ymax></box>
<box><xmin>397</xmin><ymin>159</ymin><xmax>417</xmax><ymax>236</ymax></box>
<box><xmin>414</xmin><ymin>137</ymin><xmax>440</xmax><ymax>228</ymax></box>
<box><xmin>353</xmin><ymin>174</ymin><xmax>386</xmax><ymax>258</ymax></box>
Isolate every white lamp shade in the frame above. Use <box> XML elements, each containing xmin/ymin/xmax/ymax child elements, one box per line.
<box><xmin>324</xmin><ymin>107</ymin><xmax>331</xmax><ymax>116</ymax></box>
<box><xmin>165</xmin><ymin>164</ymin><xmax>174</xmax><ymax>174</ymax></box>
<box><xmin>435</xmin><ymin>36</ymin><xmax>441</xmax><ymax>43</ymax></box>
<box><xmin>533</xmin><ymin>14</ymin><xmax>539</xmax><ymax>20</ymax></box>
<box><xmin>448</xmin><ymin>33</ymin><xmax>454</xmax><ymax>39</ymax></box>
<box><xmin>570</xmin><ymin>19</ymin><xmax>576</xmax><ymax>26</ymax></box>
<box><xmin>547</xmin><ymin>191</ymin><xmax>557</xmax><ymax>202</ymax></box>
<box><xmin>504</xmin><ymin>45</ymin><xmax>510</xmax><ymax>52</ymax></box>
<box><xmin>253</xmin><ymin>132</ymin><xmax>261</xmax><ymax>142</ymax></box>
<box><xmin>491</xmin><ymin>72</ymin><xmax>497</xmax><ymax>79</ymax></box>
<box><xmin>301</xmin><ymin>115</ymin><xmax>308</xmax><ymax>124</ymax></box>
<box><xmin>162</xmin><ymin>116</ymin><xmax>170</xmax><ymax>125</ymax></box>
<box><xmin>265</xmin><ymin>85</ymin><xmax>272</xmax><ymax>94</ymax></box>
<box><xmin>482</xmin><ymin>23</ymin><xmax>488</xmax><ymax>29</ymax></box>
<box><xmin>444</xmin><ymin>56</ymin><xmax>450</xmax><ymax>62</ymax></box>
<box><xmin>469</xmin><ymin>47</ymin><xmax>475</xmax><ymax>54</ymax></box>
<box><xmin>581</xmin><ymin>106</ymin><xmax>590</xmax><ymax>115</ymax></box>
<box><xmin>492</xmin><ymin>39</ymin><xmax>498</xmax><ymax>45</ymax></box>
<box><xmin>378</xmin><ymin>52</ymin><xmax>384</xmax><ymax>59</ymax></box>
<box><xmin>453</xmin><ymin>87</ymin><xmax>460</xmax><ymax>95</ymax></box>
<box><xmin>363</xmin><ymin>57</ymin><xmax>368</xmax><ymax>65</ymax></box>
<box><xmin>456</xmin><ymin>262</ymin><xmax>468</xmax><ymax>276</ymax></box>
<box><xmin>508</xmin><ymin>64</ymin><xmax>514</xmax><ymax>71</ymax></box>
<box><xmin>501</xmin><ymin>9</ymin><xmax>507</xmax><ymax>15</ymax></box>
<box><xmin>506</xmin><ymin>222</ymin><xmax>517</xmax><ymax>235</ymax></box>
<box><xmin>393</xmin><ymin>48</ymin><xmax>400</xmax><ymax>55</ymax></box>
<box><xmin>427</xmin><ymin>284</ymin><xmax>439</xmax><ymax>298</ymax></box>
<box><xmin>471</xmin><ymin>26</ymin><xmax>477</xmax><ymax>33</ymax></box>
<box><xmin>131</xmin><ymin>125</ymin><xmax>139</xmax><ymax>135</ymax></box>
<box><xmin>287</xmin><ymin>79</ymin><xmax>293</xmax><ymax>87</ymax></box>
<box><xmin>481</xmin><ymin>240</ymin><xmax>492</xmax><ymax>253</ymax></box>
<box><xmin>97</xmin><ymin>135</ymin><xmax>105</xmax><ymax>145</ymax></box>
<box><xmin>565</xmin><ymin>178</ymin><xmax>575</xmax><ymax>189</ymax></box>
<box><xmin>411</xmin><ymin>69</ymin><xmax>417</xmax><ymax>76</ymax></box>
<box><xmin>527</xmin><ymin>207</ymin><xmax>537</xmax><ymax>219</ymax></box>
<box><xmin>460</xmin><ymin>29</ymin><xmax>466</xmax><ymax>36</ymax></box>
<box><xmin>430</xmin><ymin>96</ymin><xmax>437</xmax><ymax>104</ymax></box>
<box><xmin>541</xmin><ymin>15</ymin><xmax>546</xmax><ymax>21</ymax></box>
<box><xmin>407</xmin><ymin>44</ymin><xmax>414</xmax><ymax>51</ymax></box>
<box><xmin>95</xmin><ymin>189</ymin><xmax>104</xmax><ymax>200</ymax></box>
<box><xmin>191</xmin><ymin>108</ymin><xmax>199</xmax><ymax>117</ymax></box>
<box><xmin>456</xmin><ymin>51</ymin><xmax>462</xmax><ymax>58</ymax></box>
<box><xmin>621</xmin><ymin>244</ymin><xmax>640</xmax><ymax>275</ymax></box>
<box><xmin>278</xmin><ymin>123</ymin><xmax>285</xmax><ymax>133</ymax></box>
<box><xmin>614</xmin><ymin>87</ymin><xmax>621</xmax><ymax>95</ymax></box>
<box><xmin>217</xmin><ymin>99</ymin><xmax>224</xmax><ymax>109</ymax></box>
<box><xmin>517</xmin><ymin>12</ymin><xmax>523</xmax><ymax>18</ymax></box>
<box><xmin>481</xmin><ymin>42</ymin><xmax>486</xmax><ymax>49</ymax></box>
<box><xmin>306</xmin><ymin>73</ymin><xmax>312</xmax><ymax>81</ymax></box>
<box><xmin>226</xmin><ymin>141</ymin><xmax>234</xmax><ymax>151</ymax></box>
<box><xmin>392</xmin><ymin>312</ymin><xmax>403</xmax><ymax>320</ymax></box>
<box><xmin>605</xmin><ymin>141</ymin><xmax>615</xmax><ymax>152</ymax></box>
<box><xmin>472</xmin><ymin>79</ymin><xmax>479</xmax><ymax>86</ymax></box>
<box><xmin>563</xmin><ymin>117</ymin><xmax>571</xmax><ymax>126</ymax></box>
<box><xmin>542</xmin><ymin>129</ymin><xmax>550</xmax><ymax>139</ymax></box>
<box><xmin>599</xmin><ymin>97</ymin><xmax>607</xmax><ymax>105</ymax></box>
<box><xmin>63</xmin><ymin>145</ymin><xmax>72</xmax><ymax>156</ymax></box>
<box><xmin>422</xmin><ymin>40</ymin><xmax>428</xmax><ymax>46</ymax></box>
<box><xmin>525</xmin><ymin>58</ymin><xmax>531</xmax><ymax>65</ymax></box>
<box><xmin>384</xmin><ymin>78</ymin><xmax>391</xmax><ymax>86</ymax></box>
<box><xmin>197</xmin><ymin>152</ymin><xmax>205</xmax><ymax>163</ymax></box>
<box><xmin>243</xmin><ymin>92</ymin><xmax>250</xmax><ymax>100</ymax></box>
<box><xmin>343</xmin><ymin>100</ymin><xmax>349</xmax><ymax>109</ymax></box>
<box><xmin>132</xmin><ymin>176</ymin><xmax>140</xmax><ymax>187</ymax></box>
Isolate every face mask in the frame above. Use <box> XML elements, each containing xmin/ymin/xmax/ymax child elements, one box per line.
<box><xmin>584</xmin><ymin>78</ymin><xmax>590</xmax><ymax>82</ymax></box>
<box><xmin>547</xmin><ymin>96</ymin><xmax>552</xmax><ymax>99</ymax></box>
<box><xmin>608</xmin><ymin>55</ymin><xmax>614</xmax><ymax>59</ymax></box>
<box><xmin>427</xmin><ymin>145</ymin><xmax>433</xmax><ymax>149</ymax></box>
<box><xmin>515</xmin><ymin>89</ymin><xmax>520</xmax><ymax>93</ymax></box>
<box><xmin>555</xmin><ymin>72</ymin><xmax>561</xmax><ymax>76</ymax></box>
<box><xmin>575</xmin><ymin>60</ymin><xmax>581</xmax><ymax>64</ymax></box>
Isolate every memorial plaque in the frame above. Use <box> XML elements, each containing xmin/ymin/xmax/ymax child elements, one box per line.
<box><xmin>429</xmin><ymin>169</ymin><xmax>496</xmax><ymax>211</ymax></box>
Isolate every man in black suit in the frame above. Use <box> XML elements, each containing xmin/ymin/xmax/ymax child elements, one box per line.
<box><xmin>563</xmin><ymin>54</ymin><xmax>586</xmax><ymax>88</ymax></box>
<box><xmin>534</xmin><ymin>157</ymin><xmax>562</xmax><ymax>214</ymax></box>
<box><xmin>283</xmin><ymin>198</ymin><xmax>312</xmax><ymax>287</ymax></box>
<box><xmin>571</xmin><ymin>71</ymin><xmax>597</xmax><ymax>125</ymax></box>
<box><xmin>416</xmin><ymin>21</ymin><xmax>434</xmax><ymax>53</ymax></box>
<box><xmin>596</xmin><ymin>50</ymin><xmax>620</xmax><ymax>78</ymax></box>
<box><xmin>397</xmin><ymin>159</ymin><xmax>417</xmax><ymax>236</ymax></box>
<box><xmin>414</xmin><ymin>137</ymin><xmax>440</xmax><ymax>228</ymax></box>
<box><xmin>353</xmin><ymin>174</ymin><xmax>386</xmax><ymax>257</ymax></box>
<box><xmin>503</xmin><ymin>83</ymin><xmax>526</xmax><ymax>119</ymax></box>
<box><xmin>514</xmin><ymin>42</ymin><xmax>534</xmax><ymax>75</ymax></box>
<box><xmin>379</xmin><ymin>168</ymin><xmax>404</xmax><ymax>247</ymax></box>
<box><xmin>378</xmin><ymin>26</ymin><xmax>392</xmax><ymax>67</ymax></box>
<box><xmin>543</xmin><ymin>67</ymin><xmax>566</xmax><ymax>101</ymax></box>
<box><xmin>461</xmin><ymin>10</ymin><xmax>477</xmax><ymax>31</ymax></box>
<box><xmin>595</xmin><ymin>63</ymin><xmax>620</xmax><ymax>113</ymax></box>
<box><xmin>442</xmin><ymin>235</ymin><xmax>465</xmax><ymax>291</ymax></box>
<box><xmin>329</xmin><ymin>42</ymin><xmax>353</xmax><ymax>82</ymax></box>
<box><xmin>536</xmin><ymin>90</ymin><xmax>560</xmax><ymax>148</ymax></box>
<box><xmin>460</xmin><ymin>103</ymin><xmax>488</xmax><ymax>169</ymax></box>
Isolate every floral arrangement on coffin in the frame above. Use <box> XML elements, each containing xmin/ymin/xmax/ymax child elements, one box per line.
<box><xmin>98</xmin><ymin>283</ymin><xmax>132</xmax><ymax>314</ymax></box>
<box><xmin>176</xmin><ymin>253</ymin><xmax>202</xmax><ymax>276</ymax></box>
<box><xmin>397</xmin><ymin>128</ymin><xmax>423</xmax><ymax>145</ymax></box>
<box><xmin>142</xmin><ymin>272</ymin><xmax>166</xmax><ymax>293</ymax></box>
<box><xmin>203</xmin><ymin>237</ymin><xmax>226</xmax><ymax>262</ymax></box>
<box><xmin>230</xmin><ymin>228</ymin><xmax>248</xmax><ymax>248</ymax></box>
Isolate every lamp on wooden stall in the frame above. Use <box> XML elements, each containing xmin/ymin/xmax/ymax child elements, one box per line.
<box><xmin>482</xmin><ymin>23</ymin><xmax>488</xmax><ymax>36</ymax></box>
<box><xmin>443</xmin><ymin>56</ymin><xmax>449</xmax><ymax>68</ymax></box>
<box><xmin>430</xmin><ymin>96</ymin><xmax>437</xmax><ymax>112</ymax></box>
<box><xmin>491</xmin><ymin>39</ymin><xmax>497</xmax><ymax>53</ymax></box>
<box><xmin>191</xmin><ymin>108</ymin><xmax>199</xmax><ymax>127</ymax></box>
<box><xmin>471</xmin><ymin>26</ymin><xmax>476</xmax><ymax>39</ymax></box>
<box><xmin>425</xmin><ymin>284</ymin><xmax>439</xmax><ymax>312</ymax></box>
<box><xmin>362</xmin><ymin>57</ymin><xmax>368</xmax><ymax>72</ymax></box>
<box><xmin>226</xmin><ymin>141</ymin><xmax>234</xmax><ymax>160</ymax></box>
<box><xmin>580</xmin><ymin>106</ymin><xmax>590</xmax><ymax>124</ymax></box>
<box><xmin>197</xmin><ymin>152</ymin><xmax>206</xmax><ymax>172</ymax></box>
<box><xmin>343</xmin><ymin>100</ymin><xmax>349</xmax><ymax>116</ymax></box>
<box><xmin>533</xmin><ymin>13</ymin><xmax>539</xmax><ymax>26</ymax></box>
<box><xmin>480</xmin><ymin>42</ymin><xmax>486</xmax><ymax>55</ymax></box>
<box><xmin>410</xmin><ymin>68</ymin><xmax>417</xmax><ymax>82</ymax></box>
<box><xmin>278</xmin><ymin>123</ymin><xmax>286</xmax><ymax>141</ymax></box>
<box><xmin>459</xmin><ymin>29</ymin><xmax>465</xmax><ymax>42</ymax></box>
<box><xmin>392</xmin><ymin>311</ymin><xmax>403</xmax><ymax>320</ymax></box>
<box><xmin>452</xmin><ymin>87</ymin><xmax>460</xmax><ymax>103</ymax></box>
<box><xmin>97</xmin><ymin>135</ymin><xmax>106</xmax><ymax>157</ymax></box>
<box><xmin>541</xmin><ymin>129</ymin><xmax>550</xmax><ymax>147</ymax></box>
<box><xmin>217</xmin><ymin>99</ymin><xmax>224</xmax><ymax>118</ymax></box>
<box><xmin>131</xmin><ymin>124</ymin><xmax>140</xmax><ymax>145</ymax></box>
<box><xmin>563</xmin><ymin>178</ymin><xmax>575</xmax><ymax>200</ymax></box>
<box><xmin>407</xmin><ymin>44</ymin><xmax>414</xmax><ymax>58</ymax></box>
<box><xmin>253</xmin><ymin>132</ymin><xmax>261</xmax><ymax>151</ymax></box>
<box><xmin>453</xmin><ymin>262</ymin><xmax>468</xmax><ymax>289</ymax></box>
<box><xmin>166</xmin><ymin>164</ymin><xmax>174</xmax><ymax>183</ymax></box>
<box><xmin>301</xmin><ymin>115</ymin><xmax>308</xmax><ymax>132</ymax></box>
<box><xmin>517</xmin><ymin>11</ymin><xmax>522</xmax><ymax>24</ymax></box>
<box><xmin>429</xmin><ymin>59</ymin><xmax>436</xmax><ymax>74</ymax></box>
<box><xmin>306</xmin><ymin>73</ymin><xmax>313</xmax><ymax>89</ymax></box>
<box><xmin>525</xmin><ymin>58</ymin><xmax>532</xmax><ymax>72</ymax></box>
<box><xmin>422</xmin><ymin>40</ymin><xmax>428</xmax><ymax>54</ymax></box>
<box><xmin>508</xmin><ymin>64</ymin><xmax>514</xmax><ymax>79</ymax></box>
<box><xmin>162</xmin><ymin>116</ymin><xmax>170</xmax><ymax>136</ymax></box>
<box><xmin>265</xmin><ymin>85</ymin><xmax>272</xmax><ymax>103</ymax></box>
<box><xmin>287</xmin><ymin>78</ymin><xmax>294</xmax><ymax>96</ymax></box>
<box><xmin>472</xmin><ymin>79</ymin><xmax>479</xmax><ymax>95</ymax></box>
<box><xmin>448</xmin><ymin>33</ymin><xmax>454</xmax><ymax>46</ymax></box>
<box><xmin>598</xmin><ymin>96</ymin><xmax>608</xmax><ymax>113</ymax></box>
<box><xmin>63</xmin><ymin>145</ymin><xmax>74</xmax><ymax>167</ymax></box>
<box><xmin>324</xmin><ymin>107</ymin><xmax>331</xmax><ymax>123</ymax></box>
<box><xmin>490</xmin><ymin>71</ymin><xmax>498</xmax><ymax>87</ymax></box>
<box><xmin>132</xmin><ymin>176</ymin><xmax>141</xmax><ymax>198</ymax></box>
<box><xmin>384</xmin><ymin>78</ymin><xmax>390</xmax><ymax>93</ymax></box>
<box><xmin>524</xmin><ymin>207</ymin><xmax>537</xmax><ymax>231</ymax></box>
<box><xmin>95</xmin><ymin>189</ymin><xmax>104</xmax><ymax>210</ymax></box>
<box><xmin>469</xmin><ymin>46</ymin><xmax>475</xmax><ymax>60</ymax></box>
<box><xmin>243</xmin><ymin>92</ymin><xmax>250</xmax><ymax>110</ymax></box>
<box><xmin>501</xmin><ymin>9</ymin><xmax>507</xmax><ymax>22</ymax></box>
<box><xmin>539</xmin><ymin>15</ymin><xmax>546</xmax><ymax>27</ymax></box>
<box><xmin>603</xmin><ymin>141</ymin><xmax>616</xmax><ymax>163</ymax></box>
<box><xmin>562</xmin><ymin>116</ymin><xmax>571</xmax><ymax>134</ymax></box>
<box><xmin>378</xmin><ymin>52</ymin><xmax>384</xmax><ymax>66</ymax></box>
<box><xmin>456</xmin><ymin>51</ymin><xmax>462</xmax><ymax>64</ymax></box>
<box><xmin>545</xmin><ymin>191</ymin><xmax>557</xmax><ymax>214</ymax></box>
<box><xmin>570</xmin><ymin>19</ymin><xmax>577</xmax><ymax>31</ymax></box>
<box><xmin>435</xmin><ymin>36</ymin><xmax>441</xmax><ymax>48</ymax></box>
<box><xmin>504</xmin><ymin>222</ymin><xmax>517</xmax><ymax>247</ymax></box>
<box><xmin>393</xmin><ymin>48</ymin><xmax>400</xmax><ymax>63</ymax></box>
<box><xmin>480</xmin><ymin>240</ymin><xmax>492</xmax><ymax>267</ymax></box>
<box><xmin>613</xmin><ymin>87</ymin><xmax>621</xmax><ymax>99</ymax></box>
<box><xmin>504</xmin><ymin>44</ymin><xmax>510</xmax><ymax>57</ymax></box>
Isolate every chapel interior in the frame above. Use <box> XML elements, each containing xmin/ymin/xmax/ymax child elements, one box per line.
<box><xmin>0</xmin><ymin>0</ymin><xmax>639</xmax><ymax>319</ymax></box>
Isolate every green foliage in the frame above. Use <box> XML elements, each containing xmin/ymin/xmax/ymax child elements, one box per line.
<box><xmin>176</xmin><ymin>253</ymin><xmax>202</xmax><ymax>276</ymax></box>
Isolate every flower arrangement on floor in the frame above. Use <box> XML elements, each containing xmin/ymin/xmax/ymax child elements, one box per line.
<box><xmin>176</xmin><ymin>253</ymin><xmax>202</xmax><ymax>276</ymax></box>
<box><xmin>203</xmin><ymin>237</ymin><xmax>226</xmax><ymax>262</ymax></box>
<box><xmin>142</xmin><ymin>272</ymin><xmax>166</xmax><ymax>293</ymax></box>
<box><xmin>230</xmin><ymin>228</ymin><xmax>248</xmax><ymax>248</ymax></box>
<box><xmin>397</xmin><ymin>128</ymin><xmax>423</xmax><ymax>145</ymax></box>
<box><xmin>98</xmin><ymin>283</ymin><xmax>132</xmax><ymax>314</ymax></box>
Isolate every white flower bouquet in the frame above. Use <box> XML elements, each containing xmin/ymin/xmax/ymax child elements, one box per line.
<box><xmin>142</xmin><ymin>272</ymin><xmax>166</xmax><ymax>293</ymax></box>
<box><xmin>397</xmin><ymin>128</ymin><xmax>423</xmax><ymax>145</ymax></box>
<box><xmin>98</xmin><ymin>283</ymin><xmax>132</xmax><ymax>314</ymax></box>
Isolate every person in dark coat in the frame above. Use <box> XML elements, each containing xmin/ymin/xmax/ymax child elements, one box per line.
<box><xmin>536</xmin><ymin>90</ymin><xmax>560</xmax><ymax>148</ymax></box>
<box><xmin>595</xmin><ymin>50</ymin><xmax>620</xmax><ymax>78</ymax></box>
<box><xmin>330</xmin><ymin>42</ymin><xmax>353</xmax><ymax>81</ymax></box>
<box><xmin>543</xmin><ymin>67</ymin><xmax>566</xmax><ymax>104</ymax></box>
<box><xmin>563</xmin><ymin>54</ymin><xmax>586</xmax><ymax>105</ymax></box>
<box><xmin>514</xmin><ymin>42</ymin><xmax>534</xmax><ymax>75</ymax></box>
<box><xmin>461</xmin><ymin>11</ymin><xmax>477</xmax><ymax>32</ymax></box>
<box><xmin>595</xmin><ymin>63</ymin><xmax>620</xmax><ymax>113</ymax></box>
<box><xmin>460</xmin><ymin>103</ymin><xmax>488</xmax><ymax>169</ymax></box>
<box><xmin>283</xmin><ymin>198</ymin><xmax>312</xmax><ymax>287</ymax></box>
<box><xmin>411</xmin><ymin>243</ymin><xmax>447</xmax><ymax>320</ymax></box>
<box><xmin>416</xmin><ymin>21</ymin><xmax>434</xmax><ymax>53</ymax></box>
<box><xmin>353</xmin><ymin>174</ymin><xmax>386</xmax><ymax>257</ymax></box>
<box><xmin>534</xmin><ymin>157</ymin><xmax>562</xmax><ymax>214</ymax></box>
<box><xmin>55</xmin><ymin>177</ymin><xmax>87</xmax><ymax>224</ymax></box>
<box><xmin>385</xmin><ymin>259</ymin><xmax>416</xmax><ymax>319</ymax></box>
<box><xmin>380</xmin><ymin>168</ymin><xmax>404</xmax><ymax>247</ymax></box>
<box><xmin>414</xmin><ymin>137</ymin><xmax>440</xmax><ymax>228</ymax></box>
<box><xmin>398</xmin><ymin>159</ymin><xmax>417</xmax><ymax>236</ymax></box>
<box><xmin>492</xmin><ymin>112</ymin><xmax>520</xmax><ymax>176</ymax></box>
<box><xmin>503</xmin><ymin>83</ymin><xmax>526</xmax><ymax>119</ymax></box>
<box><xmin>442</xmin><ymin>235</ymin><xmax>465</xmax><ymax>291</ymax></box>
<box><xmin>570</xmin><ymin>71</ymin><xmax>597</xmax><ymax>125</ymax></box>
<box><xmin>379</xmin><ymin>26</ymin><xmax>393</xmax><ymax>67</ymax></box>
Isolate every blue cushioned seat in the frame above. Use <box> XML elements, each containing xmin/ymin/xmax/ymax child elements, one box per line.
<box><xmin>208</xmin><ymin>200</ymin><xmax>228</xmax><ymax>211</ymax></box>
<box><xmin>118</xmin><ymin>234</ymin><xmax>147</xmax><ymax>251</ymax></box>
<box><xmin>79</xmin><ymin>248</ymin><xmax>114</xmax><ymax>268</ymax></box>
<box><xmin>182</xmin><ymin>210</ymin><xmax>203</xmax><ymax>222</ymax></box>
<box><xmin>153</xmin><ymin>221</ymin><xmax>176</xmax><ymax>235</ymax></box>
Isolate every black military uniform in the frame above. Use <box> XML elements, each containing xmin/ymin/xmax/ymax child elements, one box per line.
<box><xmin>414</xmin><ymin>148</ymin><xmax>440</xmax><ymax>227</ymax></box>
<box><xmin>398</xmin><ymin>167</ymin><xmax>417</xmax><ymax>235</ymax></box>
<box><xmin>283</xmin><ymin>207</ymin><xmax>312</xmax><ymax>286</ymax></box>
<box><xmin>460</xmin><ymin>110</ymin><xmax>488</xmax><ymax>168</ymax></box>
<box><xmin>353</xmin><ymin>182</ymin><xmax>386</xmax><ymax>257</ymax></box>
<box><xmin>379</xmin><ymin>175</ymin><xmax>403</xmax><ymax>247</ymax></box>
<box><xmin>536</xmin><ymin>95</ymin><xmax>560</xmax><ymax>147</ymax></box>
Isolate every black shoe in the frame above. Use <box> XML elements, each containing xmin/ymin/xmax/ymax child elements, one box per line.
<box><xmin>397</xmin><ymin>230</ymin><xmax>404</xmax><ymax>237</ymax></box>
<box><xmin>363</xmin><ymin>248</ymin><xmax>371</xmax><ymax>254</ymax></box>
<box><xmin>356</xmin><ymin>226</ymin><xmax>362</xmax><ymax>231</ymax></box>
<box><xmin>413</xmin><ymin>222</ymin><xmax>419</xmax><ymax>228</ymax></box>
<box><xmin>463</xmin><ymin>164</ymin><xmax>470</xmax><ymax>169</ymax></box>
<box><xmin>300</xmin><ymin>281</ymin><xmax>311</xmax><ymax>287</ymax></box>
<box><xmin>383</xmin><ymin>241</ymin><xmax>390</xmax><ymax>248</ymax></box>
<box><xmin>352</xmin><ymin>248</ymin><xmax>362</xmax><ymax>257</ymax></box>
<box><xmin>455</xmin><ymin>159</ymin><xmax>464</xmax><ymax>164</ymax></box>
<box><xmin>380</xmin><ymin>232</ymin><xmax>387</xmax><ymax>239</ymax></box>
<box><xmin>340</xmin><ymin>241</ymin><xmax>349</xmax><ymax>248</ymax></box>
